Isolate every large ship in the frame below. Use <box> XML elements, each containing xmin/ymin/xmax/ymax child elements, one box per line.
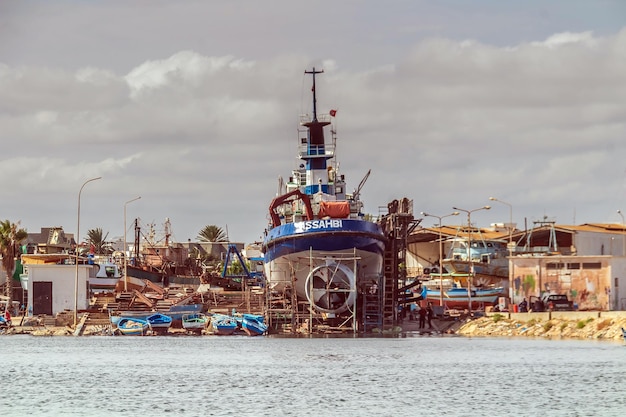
<box><xmin>261</xmin><ymin>68</ymin><xmax>386</xmax><ymax>316</ymax></box>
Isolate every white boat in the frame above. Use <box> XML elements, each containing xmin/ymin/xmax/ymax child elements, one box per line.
<box><xmin>88</xmin><ymin>261</ymin><xmax>122</xmax><ymax>293</ymax></box>
<box><xmin>261</xmin><ymin>68</ymin><xmax>386</xmax><ymax>316</ymax></box>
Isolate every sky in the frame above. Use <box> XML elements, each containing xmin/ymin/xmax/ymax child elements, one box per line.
<box><xmin>1</xmin><ymin>0</ymin><xmax>626</xmax><ymax>246</ymax></box>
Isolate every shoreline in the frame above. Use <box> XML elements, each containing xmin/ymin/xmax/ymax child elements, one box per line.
<box><xmin>3</xmin><ymin>312</ymin><xmax>626</xmax><ymax>340</ymax></box>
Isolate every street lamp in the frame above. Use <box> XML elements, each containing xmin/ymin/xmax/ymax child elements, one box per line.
<box><xmin>124</xmin><ymin>196</ymin><xmax>141</xmax><ymax>291</ymax></box>
<box><xmin>451</xmin><ymin>205</ymin><xmax>491</xmax><ymax>314</ymax></box>
<box><xmin>618</xmin><ymin>210</ymin><xmax>625</xmax><ymax>257</ymax></box>
<box><xmin>74</xmin><ymin>176</ymin><xmax>102</xmax><ymax>327</ymax></box>
<box><xmin>420</xmin><ymin>211</ymin><xmax>459</xmax><ymax>308</ymax></box>
<box><xmin>490</xmin><ymin>197</ymin><xmax>514</xmax><ymax>305</ymax></box>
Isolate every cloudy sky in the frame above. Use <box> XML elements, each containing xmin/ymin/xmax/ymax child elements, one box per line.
<box><xmin>1</xmin><ymin>0</ymin><xmax>626</xmax><ymax>246</ymax></box>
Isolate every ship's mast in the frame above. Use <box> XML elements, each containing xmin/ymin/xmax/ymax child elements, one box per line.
<box><xmin>305</xmin><ymin>67</ymin><xmax>323</xmax><ymax>122</ymax></box>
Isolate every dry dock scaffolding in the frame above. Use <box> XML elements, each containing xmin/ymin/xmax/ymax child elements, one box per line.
<box><xmin>265</xmin><ymin>198</ymin><xmax>418</xmax><ymax>335</ymax></box>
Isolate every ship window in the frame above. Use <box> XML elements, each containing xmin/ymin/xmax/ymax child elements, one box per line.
<box><xmin>546</xmin><ymin>262</ymin><xmax>564</xmax><ymax>270</ymax></box>
<box><xmin>567</xmin><ymin>263</ymin><xmax>580</xmax><ymax>270</ymax></box>
<box><xmin>301</xmin><ymin>138</ymin><xmax>307</xmax><ymax>144</ymax></box>
<box><xmin>582</xmin><ymin>262</ymin><xmax>601</xmax><ymax>269</ymax></box>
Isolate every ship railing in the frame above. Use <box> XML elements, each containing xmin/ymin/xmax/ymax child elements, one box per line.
<box><xmin>297</xmin><ymin>143</ymin><xmax>335</xmax><ymax>159</ymax></box>
<box><xmin>300</xmin><ymin>113</ymin><xmax>332</xmax><ymax>124</ymax></box>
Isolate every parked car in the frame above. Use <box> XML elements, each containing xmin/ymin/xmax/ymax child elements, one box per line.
<box><xmin>541</xmin><ymin>294</ymin><xmax>574</xmax><ymax>311</ymax></box>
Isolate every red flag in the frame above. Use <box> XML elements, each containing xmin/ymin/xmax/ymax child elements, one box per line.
<box><xmin>329</xmin><ymin>109</ymin><xmax>337</xmax><ymax>117</ymax></box>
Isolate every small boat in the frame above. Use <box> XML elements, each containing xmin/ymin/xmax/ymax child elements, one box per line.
<box><xmin>241</xmin><ymin>314</ymin><xmax>267</xmax><ymax>336</ymax></box>
<box><xmin>209</xmin><ymin>314</ymin><xmax>238</xmax><ymax>335</ymax></box>
<box><xmin>146</xmin><ymin>313</ymin><xmax>172</xmax><ymax>334</ymax></box>
<box><xmin>621</xmin><ymin>327</ymin><xmax>626</xmax><ymax>340</ymax></box>
<box><xmin>116</xmin><ymin>317</ymin><xmax>149</xmax><ymax>336</ymax></box>
<box><xmin>421</xmin><ymin>285</ymin><xmax>504</xmax><ymax>309</ymax></box>
<box><xmin>182</xmin><ymin>313</ymin><xmax>208</xmax><ymax>333</ymax></box>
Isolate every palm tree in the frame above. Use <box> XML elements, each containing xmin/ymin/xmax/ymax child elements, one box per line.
<box><xmin>0</xmin><ymin>220</ymin><xmax>28</xmax><ymax>309</ymax></box>
<box><xmin>86</xmin><ymin>227</ymin><xmax>111</xmax><ymax>255</ymax></box>
<box><xmin>197</xmin><ymin>225</ymin><xmax>227</xmax><ymax>242</ymax></box>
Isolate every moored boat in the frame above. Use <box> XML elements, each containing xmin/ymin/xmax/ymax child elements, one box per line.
<box><xmin>261</xmin><ymin>68</ymin><xmax>386</xmax><ymax>317</ymax></box>
<box><xmin>146</xmin><ymin>312</ymin><xmax>172</xmax><ymax>334</ymax></box>
<box><xmin>116</xmin><ymin>317</ymin><xmax>150</xmax><ymax>336</ymax></box>
<box><xmin>209</xmin><ymin>313</ymin><xmax>238</xmax><ymax>335</ymax></box>
<box><xmin>621</xmin><ymin>327</ymin><xmax>626</xmax><ymax>340</ymax></box>
<box><xmin>420</xmin><ymin>285</ymin><xmax>504</xmax><ymax>309</ymax></box>
<box><xmin>182</xmin><ymin>313</ymin><xmax>208</xmax><ymax>333</ymax></box>
<box><xmin>241</xmin><ymin>314</ymin><xmax>267</xmax><ymax>336</ymax></box>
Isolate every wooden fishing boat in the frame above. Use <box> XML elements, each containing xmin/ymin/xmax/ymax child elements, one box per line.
<box><xmin>209</xmin><ymin>314</ymin><xmax>238</xmax><ymax>335</ymax></box>
<box><xmin>146</xmin><ymin>313</ymin><xmax>172</xmax><ymax>334</ymax></box>
<box><xmin>116</xmin><ymin>317</ymin><xmax>149</xmax><ymax>336</ymax></box>
<box><xmin>182</xmin><ymin>313</ymin><xmax>208</xmax><ymax>333</ymax></box>
<box><xmin>241</xmin><ymin>314</ymin><xmax>267</xmax><ymax>336</ymax></box>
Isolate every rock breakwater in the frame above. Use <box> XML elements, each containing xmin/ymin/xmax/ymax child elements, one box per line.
<box><xmin>458</xmin><ymin>312</ymin><xmax>626</xmax><ymax>341</ymax></box>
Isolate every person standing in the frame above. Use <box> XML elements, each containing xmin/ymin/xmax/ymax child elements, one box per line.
<box><xmin>418</xmin><ymin>305</ymin><xmax>427</xmax><ymax>329</ymax></box>
<box><xmin>426</xmin><ymin>302</ymin><xmax>434</xmax><ymax>329</ymax></box>
<box><xmin>4</xmin><ymin>308</ymin><xmax>11</xmax><ymax>327</ymax></box>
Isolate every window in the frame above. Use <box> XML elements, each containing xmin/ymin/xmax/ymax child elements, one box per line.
<box><xmin>582</xmin><ymin>262</ymin><xmax>601</xmax><ymax>269</ymax></box>
<box><xmin>567</xmin><ymin>263</ymin><xmax>580</xmax><ymax>270</ymax></box>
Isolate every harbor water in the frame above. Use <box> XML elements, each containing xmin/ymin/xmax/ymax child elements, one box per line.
<box><xmin>2</xmin><ymin>334</ymin><xmax>625</xmax><ymax>416</ymax></box>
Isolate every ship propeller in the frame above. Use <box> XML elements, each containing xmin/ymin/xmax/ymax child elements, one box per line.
<box><xmin>304</xmin><ymin>262</ymin><xmax>356</xmax><ymax>314</ymax></box>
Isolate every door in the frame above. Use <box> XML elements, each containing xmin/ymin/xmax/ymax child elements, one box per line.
<box><xmin>33</xmin><ymin>281</ymin><xmax>53</xmax><ymax>315</ymax></box>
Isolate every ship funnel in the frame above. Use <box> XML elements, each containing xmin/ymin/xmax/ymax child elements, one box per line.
<box><xmin>304</xmin><ymin>262</ymin><xmax>356</xmax><ymax>314</ymax></box>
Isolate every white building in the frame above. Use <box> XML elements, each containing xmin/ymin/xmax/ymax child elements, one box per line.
<box><xmin>21</xmin><ymin>254</ymin><xmax>91</xmax><ymax>316</ymax></box>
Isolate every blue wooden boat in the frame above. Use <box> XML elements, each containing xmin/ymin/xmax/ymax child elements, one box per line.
<box><xmin>210</xmin><ymin>314</ymin><xmax>238</xmax><ymax>335</ymax></box>
<box><xmin>146</xmin><ymin>313</ymin><xmax>172</xmax><ymax>333</ymax></box>
<box><xmin>116</xmin><ymin>317</ymin><xmax>149</xmax><ymax>336</ymax></box>
<box><xmin>241</xmin><ymin>314</ymin><xmax>267</xmax><ymax>336</ymax></box>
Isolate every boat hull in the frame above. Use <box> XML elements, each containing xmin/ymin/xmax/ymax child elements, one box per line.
<box><xmin>146</xmin><ymin>313</ymin><xmax>172</xmax><ymax>333</ymax></box>
<box><xmin>421</xmin><ymin>286</ymin><xmax>504</xmax><ymax>309</ymax></box>
<box><xmin>263</xmin><ymin>219</ymin><xmax>385</xmax><ymax>315</ymax></box>
<box><xmin>241</xmin><ymin>314</ymin><xmax>267</xmax><ymax>336</ymax></box>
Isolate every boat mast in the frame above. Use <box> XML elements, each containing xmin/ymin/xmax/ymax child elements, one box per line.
<box><xmin>302</xmin><ymin>67</ymin><xmax>332</xmax><ymax>195</ymax></box>
<box><xmin>305</xmin><ymin>67</ymin><xmax>323</xmax><ymax>122</ymax></box>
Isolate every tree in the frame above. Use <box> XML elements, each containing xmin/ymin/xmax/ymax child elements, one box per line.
<box><xmin>86</xmin><ymin>227</ymin><xmax>111</xmax><ymax>255</ymax></box>
<box><xmin>197</xmin><ymin>225</ymin><xmax>227</xmax><ymax>242</ymax></box>
<box><xmin>0</xmin><ymin>220</ymin><xmax>28</xmax><ymax>309</ymax></box>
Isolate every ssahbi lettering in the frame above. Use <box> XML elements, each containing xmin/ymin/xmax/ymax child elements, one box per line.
<box><xmin>294</xmin><ymin>219</ymin><xmax>343</xmax><ymax>233</ymax></box>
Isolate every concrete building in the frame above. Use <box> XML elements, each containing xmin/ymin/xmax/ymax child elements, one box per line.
<box><xmin>20</xmin><ymin>254</ymin><xmax>90</xmax><ymax>316</ymax></box>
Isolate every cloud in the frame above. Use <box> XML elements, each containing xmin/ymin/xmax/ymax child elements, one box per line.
<box><xmin>1</xmin><ymin>14</ymin><xmax>625</xmax><ymax>243</ymax></box>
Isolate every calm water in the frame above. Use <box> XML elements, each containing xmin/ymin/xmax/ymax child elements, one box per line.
<box><xmin>2</xmin><ymin>334</ymin><xmax>625</xmax><ymax>416</ymax></box>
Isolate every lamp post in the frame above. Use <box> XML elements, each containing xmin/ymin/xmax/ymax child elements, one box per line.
<box><xmin>420</xmin><ymin>211</ymin><xmax>459</xmax><ymax>308</ymax></box>
<box><xmin>451</xmin><ymin>205</ymin><xmax>491</xmax><ymax>314</ymax></box>
<box><xmin>124</xmin><ymin>196</ymin><xmax>141</xmax><ymax>291</ymax></box>
<box><xmin>618</xmin><ymin>210</ymin><xmax>625</xmax><ymax>257</ymax></box>
<box><xmin>490</xmin><ymin>197</ymin><xmax>514</xmax><ymax>305</ymax></box>
<box><xmin>74</xmin><ymin>176</ymin><xmax>102</xmax><ymax>327</ymax></box>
